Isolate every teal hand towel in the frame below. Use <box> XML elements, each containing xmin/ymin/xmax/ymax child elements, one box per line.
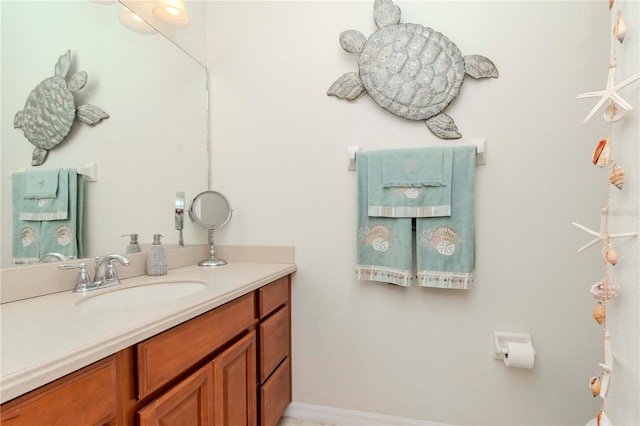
<box><xmin>382</xmin><ymin>148</ymin><xmax>445</xmax><ymax>187</ymax></box>
<box><xmin>40</xmin><ymin>170</ymin><xmax>84</xmax><ymax>259</ymax></box>
<box><xmin>368</xmin><ymin>148</ymin><xmax>453</xmax><ymax>218</ymax></box>
<box><xmin>23</xmin><ymin>169</ymin><xmax>60</xmax><ymax>199</ymax></box>
<box><xmin>416</xmin><ymin>146</ymin><xmax>475</xmax><ymax>289</ymax></box>
<box><xmin>356</xmin><ymin>152</ymin><xmax>413</xmax><ymax>286</ymax></box>
<box><xmin>19</xmin><ymin>169</ymin><xmax>70</xmax><ymax>221</ymax></box>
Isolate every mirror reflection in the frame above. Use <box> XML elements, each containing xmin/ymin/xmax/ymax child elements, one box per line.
<box><xmin>0</xmin><ymin>1</ymin><xmax>209</xmax><ymax>268</ymax></box>
<box><xmin>189</xmin><ymin>191</ymin><xmax>232</xmax><ymax>267</ymax></box>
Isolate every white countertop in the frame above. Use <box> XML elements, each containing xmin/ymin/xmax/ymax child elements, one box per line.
<box><xmin>0</xmin><ymin>261</ymin><xmax>296</xmax><ymax>404</ymax></box>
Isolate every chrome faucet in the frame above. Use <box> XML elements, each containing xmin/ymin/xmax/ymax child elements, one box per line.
<box><xmin>94</xmin><ymin>254</ymin><xmax>130</xmax><ymax>287</ymax></box>
<box><xmin>59</xmin><ymin>254</ymin><xmax>130</xmax><ymax>293</ymax></box>
<box><xmin>40</xmin><ymin>252</ymin><xmax>70</xmax><ymax>262</ymax></box>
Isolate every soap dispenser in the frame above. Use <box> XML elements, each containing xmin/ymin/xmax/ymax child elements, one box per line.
<box><xmin>121</xmin><ymin>233</ymin><xmax>142</xmax><ymax>254</ymax></box>
<box><xmin>147</xmin><ymin>234</ymin><xmax>167</xmax><ymax>276</ymax></box>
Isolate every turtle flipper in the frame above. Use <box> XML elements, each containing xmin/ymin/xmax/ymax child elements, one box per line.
<box><xmin>374</xmin><ymin>0</ymin><xmax>401</xmax><ymax>28</ymax></box>
<box><xmin>327</xmin><ymin>72</ymin><xmax>366</xmax><ymax>101</ymax></box>
<box><xmin>464</xmin><ymin>55</ymin><xmax>499</xmax><ymax>79</ymax></box>
<box><xmin>55</xmin><ymin>50</ymin><xmax>71</xmax><ymax>79</ymax></box>
<box><xmin>76</xmin><ymin>104</ymin><xmax>110</xmax><ymax>125</ymax></box>
<box><xmin>425</xmin><ymin>113</ymin><xmax>462</xmax><ymax>140</ymax></box>
<box><xmin>32</xmin><ymin>148</ymin><xmax>49</xmax><ymax>166</ymax></box>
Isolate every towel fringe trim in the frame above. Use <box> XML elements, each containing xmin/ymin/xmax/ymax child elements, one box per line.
<box><xmin>356</xmin><ymin>264</ymin><xmax>412</xmax><ymax>287</ymax></box>
<box><xmin>417</xmin><ymin>270</ymin><xmax>473</xmax><ymax>290</ymax></box>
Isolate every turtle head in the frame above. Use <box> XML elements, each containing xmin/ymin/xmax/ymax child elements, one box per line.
<box><xmin>13</xmin><ymin>110</ymin><xmax>24</xmax><ymax>129</ymax></box>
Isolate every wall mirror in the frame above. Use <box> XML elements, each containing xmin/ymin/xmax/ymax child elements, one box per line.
<box><xmin>0</xmin><ymin>0</ymin><xmax>209</xmax><ymax>268</ymax></box>
<box><xmin>189</xmin><ymin>191</ymin><xmax>232</xmax><ymax>267</ymax></box>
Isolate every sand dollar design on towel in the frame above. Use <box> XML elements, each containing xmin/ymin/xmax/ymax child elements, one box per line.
<box><xmin>56</xmin><ymin>225</ymin><xmax>73</xmax><ymax>246</ymax></box>
<box><xmin>398</xmin><ymin>187</ymin><xmax>421</xmax><ymax>199</ymax></box>
<box><xmin>13</xmin><ymin>50</ymin><xmax>109</xmax><ymax>166</ymax></box>
<box><xmin>358</xmin><ymin>224</ymin><xmax>394</xmax><ymax>252</ymax></box>
<box><xmin>418</xmin><ymin>226</ymin><xmax>461</xmax><ymax>256</ymax></box>
<box><xmin>327</xmin><ymin>0</ymin><xmax>498</xmax><ymax>139</ymax></box>
<box><xmin>20</xmin><ymin>227</ymin><xmax>38</xmax><ymax>247</ymax></box>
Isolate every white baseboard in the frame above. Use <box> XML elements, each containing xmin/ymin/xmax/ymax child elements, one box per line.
<box><xmin>283</xmin><ymin>402</ymin><xmax>448</xmax><ymax>425</ymax></box>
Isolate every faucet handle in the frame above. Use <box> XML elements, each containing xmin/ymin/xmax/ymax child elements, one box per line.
<box><xmin>104</xmin><ymin>260</ymin><xmax>121</xmax><ymax>285</ymax></box>
<box><xmin>59</xmin><ymin>262</ymin><xmax>94</xmax><ymax>293</ymax></box>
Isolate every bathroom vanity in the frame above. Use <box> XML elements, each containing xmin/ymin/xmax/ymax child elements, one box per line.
<box><xmin>0</xmin><ymin>246</ymin><xmax>295</xmax><ymax>426</ymax></box>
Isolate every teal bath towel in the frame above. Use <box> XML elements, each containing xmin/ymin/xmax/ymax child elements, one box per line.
<box><xmin>416</xmin><ymin>146</ymin><xmax>475</xmax><ymax>289</ymax></box>
<box><xmin>368</xmin><ymin>148</ymin><xmax>453</xmax><ymax>218</ymax></box>
<box><xmin>12</xmin><ymin>169</ymin><xmax>84</xmax><ymax>264</ymax></box>
<box><xmin>356</xmin><ymin>152</ymin><xmax>413</xmax><ymax>286</ymax></box>
<box><xmin>22</xmin><ymin>169</ymin><xmax>60</xmax><ymax>199</ymax></box>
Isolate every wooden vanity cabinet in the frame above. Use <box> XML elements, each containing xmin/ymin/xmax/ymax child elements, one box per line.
<box><xmin>0</xmin><ymin>274</ymin><xmax>292</xmax><ymax>426</ymax></box>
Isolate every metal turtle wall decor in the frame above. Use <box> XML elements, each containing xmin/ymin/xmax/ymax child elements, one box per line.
<box><xmin>327</xmin><ymin>0</ymin><xmax>499</xmax><ymax>139</ymax></box>
<box><xmin>14</xmin><ymin>50</ymin><xmax>109</xmax><ymax>166</ymax></box>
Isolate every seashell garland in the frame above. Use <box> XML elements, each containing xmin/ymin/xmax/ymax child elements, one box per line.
<box><xmin>608</xmin><ymin>164</ymin><xmax>624</xmax><ymax>190</ymax></box>
<box><xmin>592</xmin><ymin>139</ymin><xmax>612</xmax><ymax>167</ymax></box>
<box><xmin>604</xmin><ymin>246</ymin><xmax>618</xmax><ymax>265</ymax></box>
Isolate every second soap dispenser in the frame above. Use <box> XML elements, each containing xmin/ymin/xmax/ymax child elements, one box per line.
<box><xmin>147</xmin><ymin>234</ymin><xmax>167</xmax><ymax>276</ymax></box>
<box><xmin>122</xmin><ymin>233</ymin><xmax>142</xmax><ymax>254</ymax></box>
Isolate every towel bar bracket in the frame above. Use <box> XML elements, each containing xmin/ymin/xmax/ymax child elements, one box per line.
<box><xmin>347</xmin><ymin>140</ymin><xmax>486</xmax><ymax>171</ymax></box>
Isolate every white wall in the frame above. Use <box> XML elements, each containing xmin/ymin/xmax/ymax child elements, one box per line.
<box><xmin>205</xmin><ymin>1</ymin><xmax>618</xmax><ymax>424</ymax></box>
<box><xmin>607</xmin><ymin>1</ymin><xmax>640</xmax><ymax>424</ymax></box>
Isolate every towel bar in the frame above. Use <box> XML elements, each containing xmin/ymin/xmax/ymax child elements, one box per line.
<box><xmin>347</xmin><ymin>139</ymin><xmax>486</xmax><ymax>171</ymax></box>
<box><xmin>9</xmin><ymin>162</ymin><xmax>97</xmax><ymax>182</ymax></box>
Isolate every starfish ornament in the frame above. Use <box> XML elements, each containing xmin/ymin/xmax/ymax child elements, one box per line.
<box><xmin>571</xmin><ymin>208</ymin><xmax>637</xmax><ymax>253</ymax></box>
<box><xmin>576</xmin><ymin>66</ymin><xmax>640</xmax><ymax>124</ymax></box>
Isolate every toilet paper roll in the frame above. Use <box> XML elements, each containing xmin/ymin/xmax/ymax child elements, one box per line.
<box><xmin>504</xmin><ymin>342</ymin><xmax>535</xmax><ymax>368</ymax></box>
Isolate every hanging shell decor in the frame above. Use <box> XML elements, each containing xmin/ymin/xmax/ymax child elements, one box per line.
<box><xmin>604</xmin><ymin>245</ymin><xmax>619</xmax><ymax>265</ymax></box>
<box><xmin>592</xmin><ymin>139</ymin><xmax>612</xmax><ymax>167</ymax></box>
<box><xmin>608</xmin><ymin>164</ymin><xmax>624</xmax><ymax>190</ymax></box>
<box><xmin>613</xmin><ymin>14</ymin><xmax>627</xmax><ymax>43</ymax></box>
<box><xmin>603</xmin><ymin>102</ymin><xmax>625</xmax><ymax>122</ymax></box>
<box><xmin>590</xmin><ymin>276</ymin><xmax>619</xmax><ymax>301</ymax></box>
<box><xmin>13</xmin><ymin>50</ymin><xmax>109</xmax><ymax>166</ymax></box>
<box><xmin>592</xmin><ymin>303</ymin><xmax>605</xmax><ymax>325</ymax></box>
<box><xmin>327</xmin><ymin>0</ymin><xmax>498</xmax><ymax>140</ymax></box>
<box><xmin>589</xmin><ymin>376</ymin><xmax>602</xmax><ymax>397</ymax></box>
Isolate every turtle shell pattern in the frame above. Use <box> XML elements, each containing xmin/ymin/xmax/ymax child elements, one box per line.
<box><xmin>358</xmin><ymin>23</ymin><xmax>466</xmax><ymax>121</ymax></box>
<box><xmin>21</xmin><ymin>76</ymin><xmax>76</xmax><ymax>149</ymax></box>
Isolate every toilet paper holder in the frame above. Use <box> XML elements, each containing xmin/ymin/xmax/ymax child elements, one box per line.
<box><xmin>493</xmin><ymin>332</ymin><xmax>535</xmax><ymax>360</ymax></box>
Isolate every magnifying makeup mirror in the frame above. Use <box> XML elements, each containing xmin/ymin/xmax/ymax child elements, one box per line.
<box><xmin>188</xmin><ymin>191</ymin><xmax>232</xmax><ymax>267</ymax></box>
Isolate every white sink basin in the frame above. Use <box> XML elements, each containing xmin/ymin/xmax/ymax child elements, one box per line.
<box><xmin>76</xmin><ymin>281</ymin><xmax>207</xmax><ymax>309</ymax></box>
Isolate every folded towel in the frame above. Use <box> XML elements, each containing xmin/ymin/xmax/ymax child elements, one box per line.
<box><xmin>19</xmin><ymin>169</ymin><xmax>69</xmax><ymax>221</ymax></box>
<box><xmin>368</xmin><ymin>148</ymin><xmax>453</xmax><ymax>218</ymax></box>
<box><xmin>22</xmin><ymin>169</ymin><xmax>61</xmax><ymax>199</ymax></box>
<box><xmin>12</xmin><ymin>169</ymin><xmax>84</xmax><ymax>264</ymax></box>
<box><xmin>416</xmin><ymin>146</ymin><xmax>475</xmax><ymax>289</ymax></box>
<box><xmin>356</xmin><ymin>152</ymin><xmax>413</xmax><ymax>286</ymax></box>
<box><xmin>382</xmin><ymin>148</ymin><xmax>446</xmax><ymax>187</ymax></box>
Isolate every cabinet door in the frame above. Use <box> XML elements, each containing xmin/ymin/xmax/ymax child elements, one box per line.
<box><xmin>213</xmin><ymin>331</ymin><xmax>257</xmax><ymax>426</ymax></box>
<box><xmin>137</xmin><ymin>364</ymin><xmax>214</xmax><ymax>426</ymax></box>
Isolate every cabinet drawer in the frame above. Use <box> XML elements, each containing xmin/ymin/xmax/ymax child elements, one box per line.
<box><xmin>137</xmin><ymin>292</ymin><xmax>255</xmax><ymax>399</ymax></box>
<box><xmin>0</xmin><ymin>356</ymin><xmax>117</xmax><ymax>426</ymax></box>
<box><xmin>258</xmin><ymin>276</ymin><xmax>289</xmax><ymax>318</ymax></box>
<box><xmin>259</xmin><ymin>357</ymin><xmax>291</xmax><ymax>426</ymax></box>
<box><xmin>259</xmin><ymin>305</ymin><xmax>290</xmax><ymax>384</ymax></box>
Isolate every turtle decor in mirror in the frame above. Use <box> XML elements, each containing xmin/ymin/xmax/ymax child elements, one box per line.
<box><xmin>189</xmin><ymin>191</ymin><xmax>232</xmax><ymax>267</ymax></box>
<box><xmin>13</xmin><ymin>50</ymin><xmax>109</xmax><ymax>166</ymax></box>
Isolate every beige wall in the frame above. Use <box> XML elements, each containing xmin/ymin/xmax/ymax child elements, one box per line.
<box><xmin>204</xmin><ymin>1</ymin><xmax>628</xmax><ymax>424</ymax></box>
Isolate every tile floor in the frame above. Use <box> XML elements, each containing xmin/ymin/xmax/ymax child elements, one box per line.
<box><xmin>277</xmin><ymin>416</ymin><xmax>334</xmax><ymax>426</ymax></box>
